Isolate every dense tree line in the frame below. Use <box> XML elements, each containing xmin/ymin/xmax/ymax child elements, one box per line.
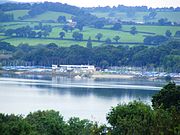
<box><xmin>0</xmin><ymin>40</ymin><xmax>179</xmax><ymax>72</ymax></box>
<box><xmin>83</xmin><ymin>5</ymin><xmax>180</xmax><ymax>13</ymax></box>
<box><xmin>143</xmin><ymin>35</ymin><xmax>168</xmax><ymax>45</ymax></box>
<box><xmin>4</xmin><ymin>25</ymin><xmax>52</xmax><ymax>38</ymax></box>
<box><xmin>0</xmin><ymin>82</ymin><xmax>179</xmax><ymax>135</ymax></box>
<box><xmin>0</xmin><ymin>2</ymin><xmax>31</xmax><ymax>11</ymax></box>
<box><xmin>1</xmin><ymin>2</ymin><xmax>179</xmax><ymax>13</ymax></box>
<box><xmin>0</xmin><ymin>110</ymin><xmax>105</xmax><ymax>135</ymax></box>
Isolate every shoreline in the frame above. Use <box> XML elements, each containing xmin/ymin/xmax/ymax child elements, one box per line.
<box><xmin>0</xmin><ymin>69</ymin><xmax>180</xmax><ymax>81</ymax></box>
<box><xmin>92</xmin><ymin>74</ymin><xmax>134</xmax><ymax>79</ymax></box>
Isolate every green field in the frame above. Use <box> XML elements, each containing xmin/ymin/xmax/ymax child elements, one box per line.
<box><xmin>5</xmin><ymin>9</ymin><xmax>180</xmax><ymax>23</ymax></box>
<box><xmin>3</xmin><ymin>37</ymin><xmax>103</xmax><ymax>47</ymax></box>
<box><xmin>4</xmin><ymin>9</ymin><xmax>180</xmax><ymax>23</ymax></box>
<box><xmin>0</xmin><ymin>35</ymin><xmax>7</xmax><ymax>39</ymax></box>
<box><xmin>121</xmin><ymin>25</ymin><xmax>179</xmax><ymax>35</ymax></box>
<box><xmin>50</xmin><ymin>26</ymin><xmax>146</xmax><ymax>42</ymax></box>
<box><xmin>1</xmin><ymin>22</ymin><xmax>36</xmax><ymax>29</ymax></box>
<box><xmin>5</xmin><ymin>10</ymin><xmax>73</xmax><ymax>22</ymax></box>
<box><xmin>1</xmin><ymin>22</ymin><xmax>180</xmax><ymax>47</ymax></box>
<box><xmin>50</xmin><ymin>25</ymin><xmax>180</xmax><ymax>42</ymax></box>
<box><xmin>1</xmin><ymin>10</ymin><xmax>180</xmax><ymax>47</ymax></box>
<box><xmin>5</xmin><ymin>10</ymin><xmax>29</xmax><ymax>20</ymax></box>
<box><xmin>91</xmin><ymin>11</ymin><xmax>180</xmax><ymax>23</ymax></box>
<box><xmin>26</xmin><ymin>11</ymin><xmax>73</xmax><ymax>22</ymax></box>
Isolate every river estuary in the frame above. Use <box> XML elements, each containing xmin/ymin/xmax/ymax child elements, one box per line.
<box><xmin>0</xmin><ymin>74</ymin><xmax>174</xmax><ymax>123</ymax></box>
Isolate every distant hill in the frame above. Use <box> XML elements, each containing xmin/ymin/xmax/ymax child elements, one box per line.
<box><xmin>5</xmin><ymin>10</ymin><xmax>73</xmax><ymax>21</ymax></box>
<box><xmin>0</xmin><ymin>2</ymin><xmax>98</xmax><ymax>25</ymax></box>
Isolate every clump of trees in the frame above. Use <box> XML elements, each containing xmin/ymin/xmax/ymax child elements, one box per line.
<box><xmin>4</xmin><ymin>24</ymin><xmax>52</xmax><ymax>38</ymax></box>
<box><xmin>75</xmin><ymin>22</ymin><xmax>84</xmax><ymax>31</ymax></box>
<box><xmin>111</xmin><ymin>23</ymin><xmax>122</xmax><ymax>30</ymax></box>
<box><xmin>59</xmin><ymin>32</ymin><xmax>65</xmax><ymax>39</ymax></box>
<box><xmin>86</xmin><ymin>37</ymin><xmax>92</xmax><ymax>49</ymax></box>
<box><xmin>152</xmin><ymin>82</ymin><xmax>180</xmax><ymax>111</ymax></box>
<box><xmin>57</xmin><ymin>16</ymin><xmax>66</xmax><ymax>23</ymax></box>
<box><xmin>130</xmin><ymin>26</ymin><xmax>137</xmax><ymax>35</ymax></box>
<box><xmin>174</xmin><ymin>31</ymin><xmax>180</xmax><ymax>37</ymax></box>
<box><xmin>113</xmin><ymin>36</ymin><xmax>120</xmax><ymax>43</ymax></box>
<box><xmin>158</xmin><ymin>18</ymin><xmax>172</xmax><ymax>26</ymax></box>
<box><xmin>95</xmin><ymin>33</ymin><xmax>103</xmax><ymax>41</ymax></box>
<box><xmin>94</xmin><ymin>20</ymin><xmax>105</xmax><ymax>29</ymax></box>
<box><xmin>62</xmin><ymin>25</ymin><xmax>74</xmax><ymax>33</ymax></box>
<box><xmin>72</xmin><ymin>32</ymin><xmax>83</xmax><ymax>41</ymax></box>
<box><xmin>144</xmin><ymin>35</ymin><xmax>168</xmax><ymax>45</ymax></box>
<box><xmin>165</xmin><ymin>30</ymin><xmax>172</xmax><ymax>37</ymax></box>
<box><xmin>105</xmin><ymin>38</ymin><xmax>112</xmax><ymax>44</ymax></box>
<box><xmin>107</xmin><ymin>82</ymin><xmax>180</xmax><ymax>135</ymax></box>
<box><xmin>0</xmin><ymin>110</ymin><xmax>105</xmax><ymax>135</ymax></box>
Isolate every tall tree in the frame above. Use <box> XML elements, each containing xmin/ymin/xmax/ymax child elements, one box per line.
<box><xmin>107</xmin><ymin>101</ymin><xmax>154</xmax><ymax>135</ymax></box>
<box><xmin>113</xmin><ymin>36</ymin><xmax>120</xmax><ymax>43</ymax></box>
<box><xmin>111</xmin><ymin>23</ymin><xmax>122</xmax><ymax>30</ymax></box>
<box><xmin>130</xmin><ymin>26</ymin><xmax>137</xmax><ymax>35</ymax></box>
<box><xmin>94</xmin><ymin>21</ymin><xmax>104</xmax><ymax>29</ymax></box>
<box><xmin>86</xmin><ymin>37</ymin><xmax>92</xmax><ymax>49</ymax></box>
<box><xmin>62</xmin><ymin>25</ymin><xmax>69</xmax><ymax>32</ymax></box>
<box><xmin>165</xmin><ymin>30</ymin><xmax>172</xmax><ymax>37</ymax></box>
<box><xmin>152</xmin><ymin>82</ymin><xmax>180</xmax><ymax>111</ymax></box>
<box><xmin>57</xmin><ymin>16</ymin><xmax>66</xmax><ymax>23</ymax></box>
<box><xmin>105</xmin><ymin>38</ymin><xmax>112</xmax><ymax>44</ymax></box>
<box><xmin>95</xmin><ymin>33</ymin><xmax>103</xmax><ymax>41</ymax></box>
<box><xmin>75</xmin><ymin>23</ymin><xmax>84</xmax><ymax>31</ymax></box>
<box><xmin>59</xmin><ymin>32</ymin><xmax>65</xmax><ymax>39</ymax></box>
<box><xmin>72</xmin><ymin>32</ymin><xmax>83</xmax><ymax>41</ymax></box>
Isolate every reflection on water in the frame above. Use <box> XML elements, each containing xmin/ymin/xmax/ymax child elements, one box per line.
<box><xmin>0</xmin><ymin>75</ymin><xmax>168</xmax><ymax>123</ymax></box>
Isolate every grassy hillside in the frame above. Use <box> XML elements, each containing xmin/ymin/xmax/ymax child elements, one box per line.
<box><xmin>26</xmin><ymin>11</ymin><xmax>73</xmax><ymax>22</ymax></box>
<box><xmin>1</xmin><ymin>10</ymin><xmax>180</xmax><ymax>47</ymax></box>
<box><xmin>5</xmin><ymin>10</ymin><xmax>29</xmax><ymax>20</ymax></box>
<box><xmin>91</xmin><ymin>11</ymin><xmax>180</xmax><ymax>23</ymax></box>
<box><xmin>50</xmin><ymin>26</ymin><xmax>146</xmax><ymax>42</ymax></box>
<box><xmin>4</xmin><ymin>9</ymin><xmax>180</xmax><ymax>23</ymax></box>
<box><xmin>50</xmin><ymin>25</ymin><xmax>180</xmax><ymax>41</ymax></box>
<box><xmin>121</xmin><ymin>25</ymin><xmax>179</xmax><ymax>35</ymax></box>
<box><xmin>5</xmin><ymin>10</ymin><xmax>74</xmax><ymax>22</ymax></box>
<box><xmin>2</xmin><ymin>24</ymin><xmax>180</xmax><ymax>47</ymax></box>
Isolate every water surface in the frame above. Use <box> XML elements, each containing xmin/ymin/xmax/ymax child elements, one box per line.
<box><xmin>0</xmin><ymin>75</ymin><xmax>168</xmax><ymax>123</ymax></box>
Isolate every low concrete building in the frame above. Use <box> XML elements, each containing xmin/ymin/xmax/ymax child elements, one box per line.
<box><xmin>52</xmin><ymin>64</ymin><xmax>96</xmax><ymax>74</ymax></box>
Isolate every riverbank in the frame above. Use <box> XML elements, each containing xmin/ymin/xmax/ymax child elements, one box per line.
<box><xmin>0</xmin><ymin>69</ymin><xmax>180</xmax><ymax>81</ymax></box>
<box><xmin>92</xmin><ymin>73</ymin><xmax>134</xmax><ymax>79</ymax></box>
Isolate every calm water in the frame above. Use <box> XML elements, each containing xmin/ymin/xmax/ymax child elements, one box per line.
<box><xmin>0</xmin><ymin>74</ymin><xmax>170</xmax><ymax>123</ymax></box>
